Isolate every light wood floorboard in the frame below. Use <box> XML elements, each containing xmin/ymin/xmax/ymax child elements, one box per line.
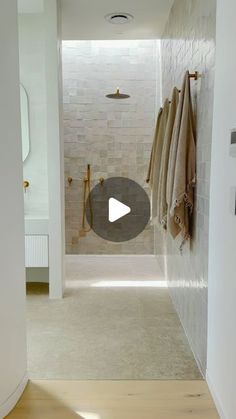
<box><xmin>6</xmin><ymin>380</ymin><xmax>219</xmax><ymax>419</ymax></box>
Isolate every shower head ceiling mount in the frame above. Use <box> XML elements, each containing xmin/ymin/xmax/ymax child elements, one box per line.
<box><xmin>106</xmin><ymin>88</ymin><xmax>130</xmax><ymax>99</ymax></box>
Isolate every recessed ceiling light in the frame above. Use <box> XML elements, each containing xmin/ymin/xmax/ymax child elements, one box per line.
<box><xmin>105</xmin><ymin>13</ymin><xmax>134</xmax><ymax>25</ymax></box>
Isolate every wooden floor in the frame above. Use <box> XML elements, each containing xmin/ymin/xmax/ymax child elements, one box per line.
<box><xmin>6</xmin><ymin>380</ymin><xmax>219</xmax><ymax>419</ymax></box>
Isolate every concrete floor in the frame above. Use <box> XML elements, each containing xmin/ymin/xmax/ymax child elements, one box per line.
<box><xmin>26</xmin><ymin>256</ymin><xmax>201</xmax><ymax>380</ymax></box>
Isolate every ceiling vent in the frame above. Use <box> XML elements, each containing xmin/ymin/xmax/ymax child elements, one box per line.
<box><xmin>105</xmin><ymin>13</ymin><xmax>134</xmax><ymax>25</ymax></box>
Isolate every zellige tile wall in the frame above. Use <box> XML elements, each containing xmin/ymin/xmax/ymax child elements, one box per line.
<box><xmin>62</xmin><ymin>40</ymin><xmax>160</xmax><ymax>254</ymax></box>
<box><xmin>158</xmin><ymin>0</ymin><xmax>216</xmax><ymax>374</ymax></box>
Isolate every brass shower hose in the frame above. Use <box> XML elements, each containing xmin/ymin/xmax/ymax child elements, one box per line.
<box><xmin>81</xmin><ymin>164</ymin><xmax>93</xmax><ymax>234</ymax></box>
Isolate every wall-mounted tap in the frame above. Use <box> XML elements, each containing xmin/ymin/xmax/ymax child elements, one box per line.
<box><xmin>67</xmin><ymin>176</ymin><xmax>73</xmax><ymax>186</ymax></box>
<box><xmin>23</xmin><ymin>180</ymin><xmax>30</xmax><ymax>192</ymax></box>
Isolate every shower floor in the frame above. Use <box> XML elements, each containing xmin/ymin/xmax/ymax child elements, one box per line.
<box><xmin>26</xmin><ymin>256</ymin><xmax>201</xmax><ymax>380</ymax></box>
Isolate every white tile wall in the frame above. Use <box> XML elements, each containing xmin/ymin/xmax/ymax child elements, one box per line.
<box><xmin>62</xmin><ymin>40</ymin><xmax>160</xmax><ymax>254</ymax></box>
<box><xmin>157</xmin><ymin>0</ymin><xmax>216</xmax><ymax>374</ymax></box>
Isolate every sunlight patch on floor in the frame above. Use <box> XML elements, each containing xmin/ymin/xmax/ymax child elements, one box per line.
<box><xmin>66</xmin><ymin>279</ymin><xmax>168</xmax><ymax>288</ymax></box>
<box><xmin>91</xmin><ymin>280</ymin><xmax>168</xmax><ymax>288</ymax></box>
<box><xmin>77</xmin><ymin>412</ymin><xmax>100</xmax><ymax>419</ymax></box>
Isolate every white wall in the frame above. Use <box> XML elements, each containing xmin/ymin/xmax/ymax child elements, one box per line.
<box><xmin>0</xmin><ymin>1</ymin><xmax>27</xmax><ymax>416</ymax></box>
<box><xmin>18</xmin><ymin>1</ymin><xmax>65</xmax><ymax>297</ymax></box>
<box><xmin>207</xmin><ymin>0</ymin><xmax>236</xmax><ymax>417</ymax></box>
<box><xmin>18</xmin><ymin>13</ymin><xmax>48</xmax><ymax>219</ymax></box>
<box><xmin>45</xmin><ymin>0</ymin><xmax>65</xmax><ymax>298</ymax></box>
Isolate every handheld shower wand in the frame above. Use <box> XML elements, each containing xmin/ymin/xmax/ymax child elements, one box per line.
<box><xmin>79</xmin><ymin>164</ymin><xmax>93</xmax><ymax>237</ymax></box>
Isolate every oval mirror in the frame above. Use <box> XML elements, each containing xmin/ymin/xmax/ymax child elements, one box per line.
<box><xmin>20</xmin><ymin>84</ymin><xmax>30</xmax><ymax>162</ymax></box>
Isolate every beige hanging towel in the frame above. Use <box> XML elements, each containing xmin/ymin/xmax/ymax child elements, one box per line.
<box><xmin>167</xmin><ymin>71</ymin><xmax>196</xmax><ymax>244</ymax></box>
<box><xmin>146</xmin><ymin>107</ymin><xmax>163</xmax><ymax>184</ymax></box>
<box><xmin>158</xmin><ymin>87</ymin><xmax>180</xmax><ymax>228</ymax></box>
<box><xmin>148</xmin><ymin>100</ymin><xmax>169</xmax><ymax>219</ymax></box>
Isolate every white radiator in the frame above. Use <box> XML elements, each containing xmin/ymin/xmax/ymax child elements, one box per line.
<box><xmin>25</xmin><ymin>235</ymin><xmax>49</xmax><ymax>267</ymax></box>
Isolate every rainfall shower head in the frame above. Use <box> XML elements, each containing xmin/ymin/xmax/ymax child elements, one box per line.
<box><xmin>106</xmin><ymin>88</ymin><xmax>130</xmax><ymax>99</ymax></box>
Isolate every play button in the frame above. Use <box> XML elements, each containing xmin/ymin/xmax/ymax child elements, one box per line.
<box><xmin>86</xmin><ymin>177</ymin><xmax>150</xmax><ymax>242</ymax></box>
<box><xmin>109</xmin><ymin>198</ymin><xmax>131</xmax><ymax>223</ymax></box>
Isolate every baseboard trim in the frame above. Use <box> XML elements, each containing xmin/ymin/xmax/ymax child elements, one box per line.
<box><xmin>206</xmin><ymin>370</ymin><xmax>226</xmax><ymax>419</ymax></box>
<box><xmin>0</xmin><ymin>373</ymin><xmax>28</xmax><ymax>418</ymax></box>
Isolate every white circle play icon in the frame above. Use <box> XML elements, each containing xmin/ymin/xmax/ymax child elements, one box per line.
<box><xmin>108</xmin><ymin>198</ymin><xmax>131</xmax><ymax>223</ymax></box>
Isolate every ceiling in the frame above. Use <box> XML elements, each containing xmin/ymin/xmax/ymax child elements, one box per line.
<box><xmin>61</xmin><ymin>0</ymin><xmax>174</xmax><ymax>40</ymax></box>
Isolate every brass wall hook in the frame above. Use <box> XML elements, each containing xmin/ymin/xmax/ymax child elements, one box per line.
<box><xmin>189</xmin><ymin>71</ymin><xmax>199</xmax><ymax>80</ymax></box>
<box><xmin>67</xmin><ymin>176</ymin><xmax>73</xmax><ymax>186</ymax></box>
<box><xmin>23</xmin><ymin>180</ymin><xmax>30</xmax><ymax>193</ymax></box>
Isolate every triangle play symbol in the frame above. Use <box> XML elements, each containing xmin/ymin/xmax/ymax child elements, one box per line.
<box><xmin>108</xmin><ymin>198</ymin><xmax>131</xmax><ymax>223</ymax></box>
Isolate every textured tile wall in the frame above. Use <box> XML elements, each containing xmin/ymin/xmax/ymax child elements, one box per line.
<box><xmin>62</xmin><ymin>40</ymin><xmax>159</xmax><ymax>254</ymax></box>
<box><xmin>157</xmin><ymin>0</ymin><xmax>216</xmax><ymax>374</ymax></box>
